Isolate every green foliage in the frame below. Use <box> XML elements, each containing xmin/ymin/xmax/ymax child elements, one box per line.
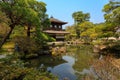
<box><xmin>0</xmin><ymin>23</ymin><xmax>10</xmax><ymax>41</ymax></box>
<box><xmin>79</xmin><ymin>21</ymin><xmax>94</xmax><ymax>41</ymax></box>
<box><xmin>81</xmin><ymin>28</ymin><xmax>95</xmax><ymax>41</ymax></box>
<box><xmin>0</xmin><ymin>0</ymin><xmax>48</xmax><ymax>48</ymax></box>
<box><xmin>0</xmin><ymin>11</ymin><xmax>10</xmax><ymax>41</ymax></box>
<box><xmin>39</xmin><ymin>32</ymin><xmax>55</xmax><ymax>42</ymax></box>
<box><xmin>0</xmin><ymin>63</ymin><xmax>56</xmax><ymax>80</ymax></box>
<box><xmin>13</xmin><ymin>37</ymin><xmax>39</xmax><ymax>58</ymax></box>
<box><xmin>79</xmin><ymin>21</ymin><xmax>94</xmax><ymax>32</ymax></box>
<box><xmin>0</xmin><ymin>0</ymin><xmax>51</xmax><ymax>56</ymax></box>
<box><xmin>72</xmin><ymin>11</ymin><xmax>90</xmax><ymax>38</ymax></box>
<box><xmin>103</xmin><ymin>1</ymin><xmax>120</xmax><ymax>36</ymax></box>
<box><xmin>0</xmin><ymin>54</ymin><xmax>58</xmax><ymax>80</ymax></box>
<box><xmin>0</xmin><ymin>0</ymin><xmax>46</xmax><ymax>26</ymax></box>
<box><xmin>34</xmin><ymin>25</ymin><xmax>55</xmax><ymax>48</ymax></box>
<box><xmin>102</xmin><ymin>31</ymin><xmax>114</xmax><ymax>38</ymax></box>
<box><xmin>66</xmin><ymin>25</ymin><xmax>76</xmax><ymax>40</ymax></box>
<box><xmin>66</xmin><ymin>21</ymin><xmax>95</xmax><ymax>41</ymax></box>
<box><xmin>72</xmin><ymin>11</ymin><xmax>90</xmax><ymax>24</ymax></box>
<box><xmin>0</xmin><ymin>11</ymin><xmax>9</xmax><ymax>24</ymax></box>
<box><xmin>94</xmin><ymin>23</ymin><xmax>116</xmax><ymax>38</ymax></box>
<box><xmin>10</xmin><ymin>26</ymin><xmax>26</xmax><ymax>38</ymax></box>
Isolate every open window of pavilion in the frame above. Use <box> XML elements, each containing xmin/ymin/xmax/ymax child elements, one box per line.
<box><xmin>43</xmin><ymin>16</ymin><xmax>69</xmax><ymax>41</ymax></box>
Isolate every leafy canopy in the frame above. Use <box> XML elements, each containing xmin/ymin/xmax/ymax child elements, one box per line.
<box><xmin>72</xmin><ymin>11</ymin><xmax>90</xmax><ymax>24</ymax></box>
<box><xmin>102</xmin><ymin>0</ymin><xmax>120</xmax><ymax>38</ymax></box>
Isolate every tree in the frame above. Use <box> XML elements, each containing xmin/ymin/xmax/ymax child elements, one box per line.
<box><xmin>103</xmin><ymin>1</ymin><xmax>120</xmax><ymax>36</ymax></box>
<box><xmin>79</xmin><ymin>21</ymin><xmax>94</xmax><ymax>33</ymax></box>
<box><xmin>72</xmin><ymin>11</ymin><xmax>90</xmax><ymax>38</ymax></box>
<box><xmin>109</xmin><ymin>0</ymin><xmax>120</xmax><ymax>2</ymax></box>
<box><xmin>21</xmin><ymin>1</ymin><xmax>48</xmax><ymax>37</ymax></box>
<box><xmin>0</xmin><ymin>11</ymin><xmax>9</xmax><ymax>24</ymax></box>
<box><xmin>0</xmin><ymin>0</ymin><xmax>47</xmax><ymax>48</ymax></box>
<box><xmin>79</xmin><ymin>22</ymin><xmax>95</xmax><ymax>41</ymax></box>
<box><xmin>72</xmin><ymin>11</ymin><xmax>90</xmax><ymax>24</ymax></box>
<box><xmin>66</xmin><ymin>22</ymin><xmax>94</xmax><ymax>41</ymax></box>
<box><xmin>0</xmin><ymin>11</ymin><xmax>10</xmax><ymax>41</ymax></box>
<box><xmin>94</xmin><ymin>23</ymin><xmax>106</xmax><ymax>38</ymax></box>
<box><xmin>66</xmin><ymin>25</ymin><xmax>76</xmax><ymax>40</ymax></box>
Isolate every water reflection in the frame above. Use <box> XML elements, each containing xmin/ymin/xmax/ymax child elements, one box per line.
<box><xmin>62</xmin><ymin>56</ymin><xmax>75</xmax><ymax>65</ymax></box>
<box><xmin>50</xmin><ymin>56</ymin><xmax>76</xmax><ymax>80</ymax></box>
<box><xmin>26</xmin><ymin>45</ymin><xmax>94</xmax><ymax>80</ymax></box>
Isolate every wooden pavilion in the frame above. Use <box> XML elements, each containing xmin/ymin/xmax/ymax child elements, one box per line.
<box><xmin>43</xmin><ymin>16</ymin><xmax>69</xmax><ymax>41</ymax></box>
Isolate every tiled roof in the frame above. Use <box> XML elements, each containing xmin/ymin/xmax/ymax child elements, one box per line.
<box><xmin>50</xmin><ymin>17</ymin><xmax>67</xmax><ymax>24</ymax></box>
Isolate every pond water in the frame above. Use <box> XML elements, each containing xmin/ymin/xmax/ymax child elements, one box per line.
<box><xmin>27</xmin><ymin>45</ymin><xmax>96</xmax><ymax>80</ymax></box>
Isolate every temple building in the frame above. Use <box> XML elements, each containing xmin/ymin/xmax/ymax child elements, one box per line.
<box><xmin>43</xmin><ymin>16</ymin><xmax>69</xmax><ymax>41</ymax></box>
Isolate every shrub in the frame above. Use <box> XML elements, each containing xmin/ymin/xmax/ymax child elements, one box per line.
<box><xmin>0</xmin><ymin>55</ymin><xmax>58</xmax><ymax>80</ymax></box>
<box><xmin>14</xmin><ymin>36</ymin><xmax>39</xmax><ymax>58</ymax></box>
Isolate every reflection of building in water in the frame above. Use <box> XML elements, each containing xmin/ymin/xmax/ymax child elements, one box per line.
<box><xmin>43</xmin><ymin>16</ymin><xmax>69</xmax><ymax>41</ymax></box>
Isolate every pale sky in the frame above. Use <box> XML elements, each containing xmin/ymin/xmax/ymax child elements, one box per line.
<box><xmin>39</xmin><ymin>0</ymin><xmax>109</xmax><ymax>28</ymax></box>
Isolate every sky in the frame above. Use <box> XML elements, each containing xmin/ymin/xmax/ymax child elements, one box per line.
<box><xmin>39</xmin><ymin>0</ymin><xmax>109</xmax><ymax>28</ymax></box>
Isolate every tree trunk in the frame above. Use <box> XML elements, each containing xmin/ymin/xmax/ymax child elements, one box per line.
<box><xmin>0</xmin><ymin>25</ymin><xmax>15</xmax><ymax>49</ymax></box>
<box><xmin>27</xmin><ymin>26</ymin><xmax>30</xmax><ymax>37</ymax></box>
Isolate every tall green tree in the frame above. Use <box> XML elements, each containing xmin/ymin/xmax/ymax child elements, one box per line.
<box><xmin>79</xmin><ymin>21</ymin><xmax>94</xmax><ymax>41</ymax></box>
<box><xmin>103</xmin><ymin>1</ymin><xmax>120</xmax><ymax>37</ymax></box>
<box><xmin>72</xmin><ymin>11</ymin><xmax>90</xmax><ymax>24</ymax></box>
<box><xmin>72</xmin><ymin>11</ymin><xmax>90</xmax><ymax>38</ymax></box>
<box><xmin>0</xmin><ymin>0</ymin><xmax>47</xmax><ymax>48</ymax></box>
<box><xmin>79</xmin><ymin>21</ymin><xmax>94</xmax><ymax>33</ymax></box>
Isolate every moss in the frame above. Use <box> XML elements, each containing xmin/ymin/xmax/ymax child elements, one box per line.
<box><xmin>2</xmin><ymin>42</ymin><xmax>15</xmax><ymax>49</ymax></box>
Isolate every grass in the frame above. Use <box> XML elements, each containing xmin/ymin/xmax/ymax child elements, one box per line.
<box><xmin>2</xmin><ymin>42</ymin><xmax>15</xmax><ymax>49</ymax></box>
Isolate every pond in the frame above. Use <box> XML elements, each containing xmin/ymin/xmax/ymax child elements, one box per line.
<box><xmin>26</xmin><ymin>45</ymin><xmax>96</xmax><ymax>80</ymax></box>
